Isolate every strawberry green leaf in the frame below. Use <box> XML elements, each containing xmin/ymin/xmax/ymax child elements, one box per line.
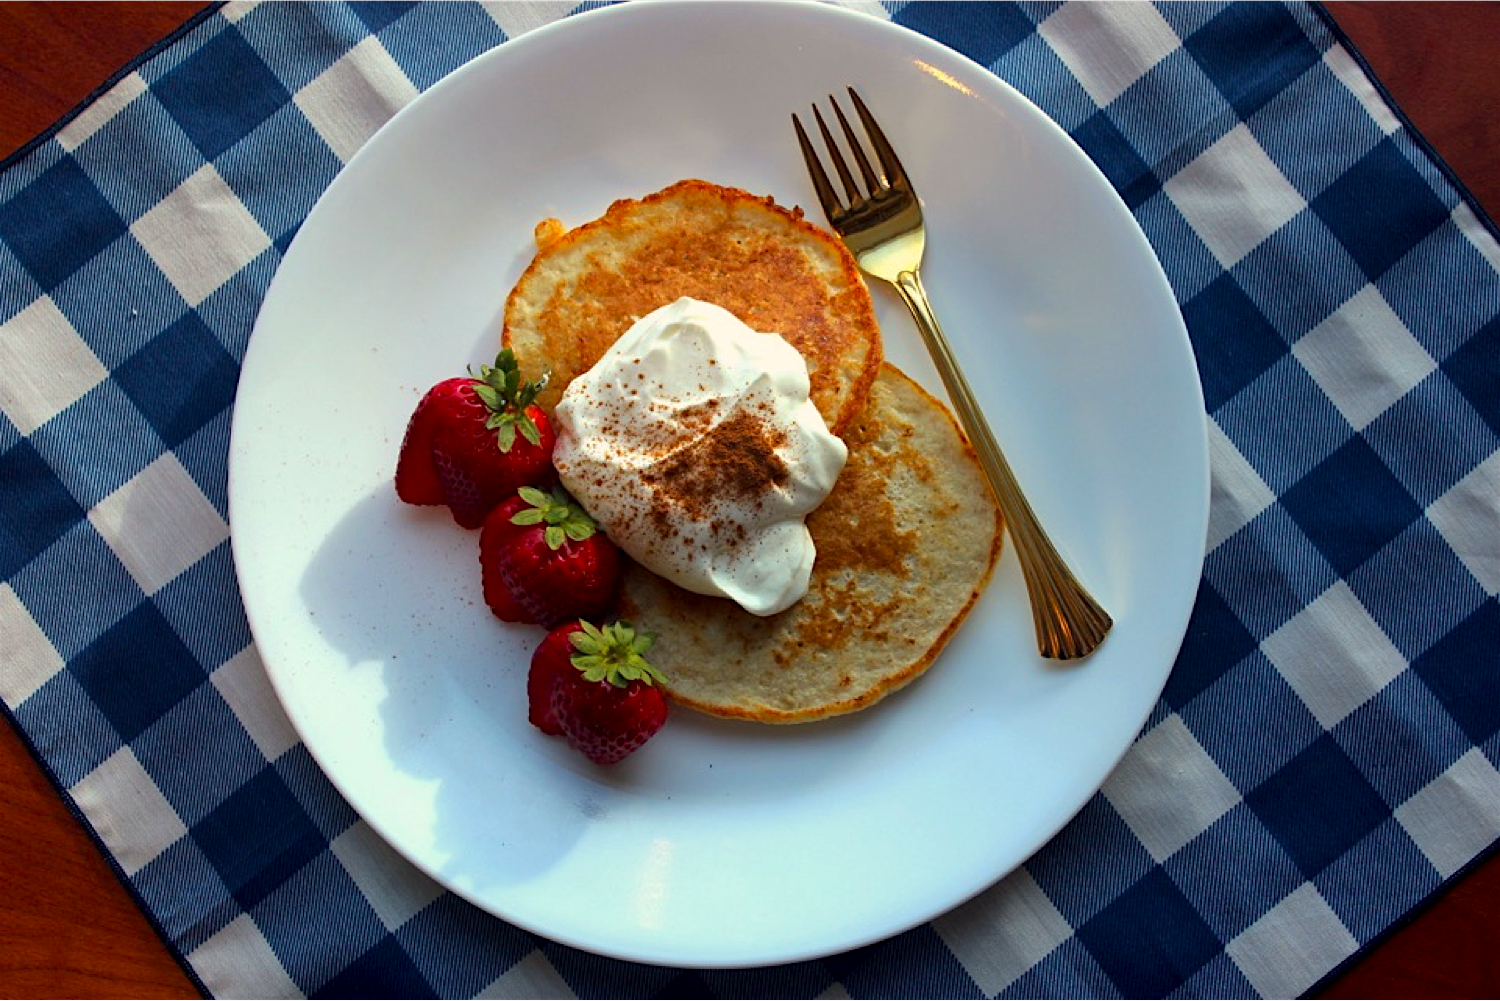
<box><xmin>496</xmin><ymin>420</ymin><xmax>518</xmax><ymax>452</ymax></box>
<box><xmin>517</xmin><ymin>412</ymin><xmax>542</xmax><ymax>447</ymax></box>
<box><xmin>571</xmin><ymin>622</ymin><xmax>607</xmax><ymax>654</ymax></box>
<box><xmin>472</xmin><ymin>383</ymin><xmax>503</xmax><ymax>411</ymax></box>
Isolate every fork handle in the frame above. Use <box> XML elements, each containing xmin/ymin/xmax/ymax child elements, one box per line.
<box><xmin>893</xmin><ymin>269</ymin><xmax>1112</xmax><ymax>660</ymax></box>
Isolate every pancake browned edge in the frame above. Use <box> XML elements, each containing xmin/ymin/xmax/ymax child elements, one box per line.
<box><xmin>617</xmin><ymin>363</ymin><xmax>1005</xmax><ymax>724</ymax></box>
<box><xmin>501</xmin><ymin>178</ymin><xmax>882</xmax><ymax>436</ymax></box>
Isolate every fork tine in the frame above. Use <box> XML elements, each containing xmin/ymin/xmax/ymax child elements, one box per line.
<box><xmin>811</xmin><ymin>104</ymin><xmax>861</xmax><ymax>206</ymax></box>
<box><xmin>847</xmin><ymin>87</ymin><xmax>910</xmax><ymax>190</ymax></box>
<box><xmin>792</xmin><ymin>112</ymin><xmax>842</xmax><ymax>217</ymax></box>
<box><xmin>829</xmin><ymin>93</ymin><xmax>882</xmax><ymax>196</ymax></box>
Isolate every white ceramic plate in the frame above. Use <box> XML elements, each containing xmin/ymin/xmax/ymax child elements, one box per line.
<box><xmin>230</xmin><ymin>0</ymin><xmax>1208</xmax><ymax>969</ymax></box>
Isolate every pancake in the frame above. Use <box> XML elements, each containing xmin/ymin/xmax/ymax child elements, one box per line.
<box><xmin>502</xmin><ymin>179</ymin><xmax>883</xmax><ymax>436</ymax></box>
<box><xmin>617</xmin><ymin>363</ymin><xmax>1004</xmax><ymax>723</ymax></box>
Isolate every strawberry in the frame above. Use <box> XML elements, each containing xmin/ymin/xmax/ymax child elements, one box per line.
<box><xmin>526</xmin><ymin>622</ymin><xmax>579</xmax><ymax>735</ymax></box>
<box><xmin>395</xmin><ymin>350</ymin><xmax>556</xmax><ymax>528</ymax></box>
<box><xmin>488</xmin><ymin>486</ymin><xmax>622</xmax><ymax>628</ymax></box>
<box><xmin>478</xmin><ymin>494</ymin><xmax>534</xmax><ymax>623</ymax></box>
<box><xmin>529</xmin><ymin>620</ymin><xmax>668</xmax><ymax>764</ymax></box>
<box><xmin>394</xmin><ymin>377</ymin><xmax>465</xmax><ymax>506</ymax></box>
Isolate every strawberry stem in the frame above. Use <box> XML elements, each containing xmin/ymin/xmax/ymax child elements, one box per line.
<box><xmin>569</xmin><ymin>620</ymin><xmax>665</xmax><ymax>687</ymax></box>
<box><xmin>469</xmin><ymin>349</ymin><xmax>549</xmax><ymax>452</ymax></box>
<box><xmin>511</xmin><ymin>486</ymin><xmax>598</xmax><ymax>550</ymax></box>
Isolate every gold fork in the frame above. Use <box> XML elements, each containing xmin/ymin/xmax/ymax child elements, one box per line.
<box><xmin>793</xmin><ymin>88</ymin><xmax>1112</xmax><ymax>660</ymax></box>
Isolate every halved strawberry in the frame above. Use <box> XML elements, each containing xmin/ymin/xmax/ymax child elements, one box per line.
<box><xmin>478</xmin><ymin>493</ymin><xmax>534</xmax><ymax>623</ymax></box>
<box><xmin>490</xmin><ymin>486</ymin><xmax>622</xmax><ymax>628</ymax></box>
<box><xmin>529</xmin><ymin>620</ymin><xmax>668</xmax><ymax>764</ymax></box>
<box><xmin>526</xmin><ymin>621</ymin><xmax>580</xmax><ymax>735</ymax></box>
<box><xmin>395</xmin><ymin>377</ymin><xmax>466</xmax><ymax>506</ymax></box>
<box><xmin>395</xmin><ymin>350</ymin><xmax>556</xmax><ymax>528</ymax></box>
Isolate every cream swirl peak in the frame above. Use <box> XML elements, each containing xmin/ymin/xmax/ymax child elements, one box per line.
<box><xmin>552</xmin><ymin>298</ymin><xmax>847</xmax><ymax>616</ymax></box>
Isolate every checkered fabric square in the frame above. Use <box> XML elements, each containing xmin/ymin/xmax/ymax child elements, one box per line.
<box><xmin>2</xmin><ymin>2</ymin><xmax>1496</xmax><ymax>997</ymax></box>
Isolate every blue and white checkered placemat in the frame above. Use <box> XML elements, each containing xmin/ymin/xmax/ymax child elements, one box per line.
<box><xmin>3</xmin><ymin>2</ymin><xmax>1497</xmax><ymax>997</ymax></box>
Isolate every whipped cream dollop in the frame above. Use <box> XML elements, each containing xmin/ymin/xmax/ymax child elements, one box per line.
<box><xmin>553</xmin><ymin>297</ymin><xmax>847</xmax><ymax>616</ymax></box>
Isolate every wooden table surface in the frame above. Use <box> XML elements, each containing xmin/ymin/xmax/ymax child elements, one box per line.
<box><xmin>1</xmin><ymin>3</ymin><xmax>1495</xmax><ymax>998</ymax></box>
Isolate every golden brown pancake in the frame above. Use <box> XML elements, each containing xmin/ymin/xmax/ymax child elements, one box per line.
<box><xmin>502</xmin><ymin>179</ymin><xmax>883</xmax><ymax>436</ymax></box>
<box><xmin>503</xmin><ymin>180</ymin><xmax>1000</xmax><ymax>722</ymax></box>
<box><xmin>617</xmin><ymin>363</ymin><xmax>1004</xmax><ymax>723</ymax></box>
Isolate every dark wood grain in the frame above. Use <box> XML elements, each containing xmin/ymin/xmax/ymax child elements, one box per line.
<box><xmin>0</xmin><ymin>8</ymin><xmax>214</xmax><ymax>996</ymax></box>
<box><xmin>1322</xmin><ymin>1</ymin><xmax>1500</xmax><ymax>221</ymax></box>
<box><xmin>0</xmin><ymin>3</ymin><xmax>1494</xmax><ymax>998</ymax></box>
<box><xmin>0</xmin><ymin>713</ymin><xmax>200</xmax><ymax>998</ymax></box>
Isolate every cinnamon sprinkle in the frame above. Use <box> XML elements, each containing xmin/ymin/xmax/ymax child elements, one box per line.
<box><xmin>642</xmin><ymin>409</ymin><xmax>791</xmax><ymax>527</ymax></box>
